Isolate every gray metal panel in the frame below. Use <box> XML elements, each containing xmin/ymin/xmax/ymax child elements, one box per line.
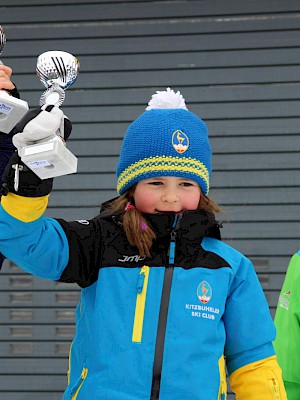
<box><xmin>0</xmin><ymin>394</ymin><xmax>63</xmax><ymax>400</ymax></box>
<box><xmin>0</xmin><ymin>375</ymin><xmax>66</xmax><ymax>390</ymax></box>
<box><xmin>3</xmin><ymin>32</ymin><xmax>300</xmax><ymax>62</ymax></box>
<box><xmin>2</xmin><ymin>1</ymin><xmax>300</xmax><ymax>24</ymax></box>
<box><xmin>4</xmin><ymin>48</ymin><xmax>300</xmax><ymax>74</ymax></box>
<box><xmin>0</xmin><ymin>0</ymin><xmax>299</xmax><ymax>398</ymax></box>
<box><xmin>10</xmin><ymin>65</ymin><xmax>300</xmax><ymax>93</ymax></box>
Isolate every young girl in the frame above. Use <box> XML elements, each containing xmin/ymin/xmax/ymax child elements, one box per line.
<box><xmin>0</xmin><ymin>88</ymin><xmax>286</xmax><ymax>399</ymax></box>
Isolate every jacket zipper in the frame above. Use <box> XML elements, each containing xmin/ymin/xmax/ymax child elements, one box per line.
<box><xmin>132</xmin><ymin>265</ymin><xmax>150</xmax><ymax>343</ymax></box>
<box><xmin>71</xmin><ymin>367</ymin><xmax>88</xmax><ymax>400</ymax></box>
<box><xmin>269</xmin><ymin>378</ymin><xmax>280</xmax><ymax>399</ymax></box>
<box><xmin>150</xmin><ymin>213</ymin><xmax>183</xmax><ymax>400</ymax></box>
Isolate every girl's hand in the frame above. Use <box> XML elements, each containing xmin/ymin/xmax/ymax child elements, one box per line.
<box><xmin>0</xmin><ymin>64</ymin><xmax>15</xmax><ymax>91</ymax></box>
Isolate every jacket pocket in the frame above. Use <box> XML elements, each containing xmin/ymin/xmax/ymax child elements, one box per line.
<box><xmin>218</xmin><ymin>355</ymin><xmax>227</xmax><ymax>400</ymax></box>
<box><xmin>268</xmin><ymin>378</ymin><xmax>280</xmax><ymax>400</ymax></box>
<box><xmin>132</xmin><ymin>265</ymin><xmax>150</xmax><ymax>343</ymax></box>
<box><xmin>70</xmin><ymin>366</ymin><xmax>88</xmax><ymax>400</ymax></box>
<box><xmin>65</xmin><ymin>343</ymin><xmax>89</xmax><ymax>400</ymax></box>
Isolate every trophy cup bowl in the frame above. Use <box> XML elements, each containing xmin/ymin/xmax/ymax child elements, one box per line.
<box><xmin>36</xmin><ymin>50</ymin><xmax>80</xmax><ymax>107</ymax></box>
<box><xmin>20</xmin><ymin>50</ymin><xmax>80</xmax><ymax>179</ymax></box>
<box><xmin>0</xmin><ymin>25</ymin><xmax>29</xmax><ymax>133</ymax></box>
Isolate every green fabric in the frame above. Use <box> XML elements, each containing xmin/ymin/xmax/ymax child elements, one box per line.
<box><xmin>274</xmin><ymin>253</ymin><xmax>300</xmax><ymax>397</ymax></box>
<box><xmin>283</xmin><ymin>381</ymin><xmax>300</xmax><ymax>400</ymax></box>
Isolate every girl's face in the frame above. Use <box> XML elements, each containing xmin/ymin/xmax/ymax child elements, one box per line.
<box><xmin>133</xmin><ymin>176</ymin><xmax>201</xmax><ymax>214</ymax></box>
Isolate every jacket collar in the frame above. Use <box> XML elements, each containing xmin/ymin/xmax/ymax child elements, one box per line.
<box><xmin>144</xmin><ymin>210</ymin><xmax>220</xmax><ymax>243</ymax></box>
<box><xmin>100</xmin><ymin>198</ymin><xmax>221</xmax><ymax>244</ymax></box>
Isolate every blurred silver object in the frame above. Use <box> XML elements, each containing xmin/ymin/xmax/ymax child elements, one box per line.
<box><xmin>0</xmin><ymin>25</ymin><xmax>29</xmax><ymax>133</ymax></box>
<box><xmin>0</xmin><ymin>25</ymin><xmax>6</xmax><ymax>64</ymax></box>
<box><xmin>36</xmin><ymin>51</ymin><xmax>79</xmax><ymax>107</ymax></box>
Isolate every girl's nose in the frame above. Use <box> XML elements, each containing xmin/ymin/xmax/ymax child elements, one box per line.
<box><xmin>161</xmin><ymin>191</ymin><xmax>179</xmax><ymax>203</ymax></box>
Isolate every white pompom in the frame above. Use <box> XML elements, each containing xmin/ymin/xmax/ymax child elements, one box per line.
<box><xmin>145</xmin><ymin>87</ymin><xmax>188</xmax><ymax>111</ymax></box>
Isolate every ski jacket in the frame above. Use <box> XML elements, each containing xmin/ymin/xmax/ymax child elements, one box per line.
<box><xmin>274</xmin><ymin>252</ymin><xmax>300</xmax><ymax>399</ymax></box>
<box><xmin>0</xmin><ymin>193</ymin><xmax>286</xmax><ymax>400</ymax></box>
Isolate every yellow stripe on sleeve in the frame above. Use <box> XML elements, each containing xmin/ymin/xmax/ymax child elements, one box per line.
<box><xmin>1</xmin><ymin>193</ymin><xmax>49</xmax><ymax>222</ymax></box>
<box><xmin>229</xmin><ymin>355</ymin><xmax>287</xmax><ymax>399</ymax></box>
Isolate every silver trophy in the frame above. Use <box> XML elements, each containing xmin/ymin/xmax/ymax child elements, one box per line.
<box><xmin>20</xmin><ymin>51</ymin><xmax>80</xmax><ymax>179</ymax></box>
<box><xmin>0</xmin><ymin>25</ymin><xmax>29</xmax><ymax>133</ymax></box>
<box><xmin>37</xmin><ymin>50</ymin><xmax>79</xmax><ymax>107</ymax></box>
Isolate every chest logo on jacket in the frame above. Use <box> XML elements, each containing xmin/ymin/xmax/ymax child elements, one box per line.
<box><xmin>185</xmin><ymin>280</ymin><xmax>219</xmax><ymax>320</ymax></box>
<box><xmin>197</xmin><ymin>280</ymin><xmax>212</xmax><ymax>304</ymax></box>
<box><xmin>278</xmin><ymin>290</ymin><xmax>291</xmax><ymax>311</ymax></box>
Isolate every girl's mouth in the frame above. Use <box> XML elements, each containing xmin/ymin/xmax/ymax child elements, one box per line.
<box><xmin>155</xmin><ymin>209</ymin><xmax>182</xmax><ymax>213</ymax></box>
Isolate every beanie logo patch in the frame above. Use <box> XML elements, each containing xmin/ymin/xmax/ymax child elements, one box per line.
<box><xmin>172</xmin><ymin>130</ymin><xmax>189</xmax><ymax>154</ymax></box>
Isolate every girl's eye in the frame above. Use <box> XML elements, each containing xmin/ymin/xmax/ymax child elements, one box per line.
<box><xmin>148</xmin><ymin>181</ymin><xmax>162</xmax><ymax>186</ymax></box>
<box><xmin>181</xmin><ymin>182</ymin><xmax>194</xmax><ymax>187</ymax></box>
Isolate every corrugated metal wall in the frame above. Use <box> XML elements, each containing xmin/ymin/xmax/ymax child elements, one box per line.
<box><xmin>1</xmin><ymin>1</ymin><xmax>300</xmax><ymax>398</ymax></box>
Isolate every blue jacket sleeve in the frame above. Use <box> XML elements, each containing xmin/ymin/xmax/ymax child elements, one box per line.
<box><xmin>224</xmin><ymin>256</ymin><xmax>276</xmax><ymax>374</ymax></box>
<box><xmin>202</xmin><ymin>237</ymin><xmax>276</xmax><ymax>375</ymax></box>
<box><xmin>224</xmin><ymin>253</ymin><xmax>276</xmax><ymax>375</ymax></box>
<box><xmin>0</xmin><ymin>203</ymin><xmax>69</xmax><ymax>280</ymax></box>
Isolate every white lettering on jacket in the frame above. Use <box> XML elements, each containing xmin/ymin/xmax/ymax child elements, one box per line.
<box><xmin>118</xmin><ymin>255</ymin><xmax>146</xmax><ymax>263</ymax></box>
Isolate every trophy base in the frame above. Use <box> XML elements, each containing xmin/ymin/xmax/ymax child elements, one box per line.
<box><xmin>0</xmin><ymin>91</ymin><xmax>29</xmax><ymax>133</ymax></box>
<box><xmin>20</xmin><ymin>137</ymin><xmax>78</xmax><ymax>179</ymax></box>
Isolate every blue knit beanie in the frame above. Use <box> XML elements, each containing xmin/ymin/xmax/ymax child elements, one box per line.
<box><xmin>116</xmin><ymin>88</ymin><xmax>212</xmax><ymax>195</ymax></box>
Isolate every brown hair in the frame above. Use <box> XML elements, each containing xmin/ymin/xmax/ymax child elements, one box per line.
<box><xmin>104</xmin><ymin>185</ymin><xmax>222</xmax><ymax>257</ymax></box>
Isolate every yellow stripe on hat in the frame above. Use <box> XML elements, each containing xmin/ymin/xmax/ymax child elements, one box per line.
<box><xmin>117</xmin><ymin>155</ymin><xmax>209</xmax><ymax>193</ymax></box>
